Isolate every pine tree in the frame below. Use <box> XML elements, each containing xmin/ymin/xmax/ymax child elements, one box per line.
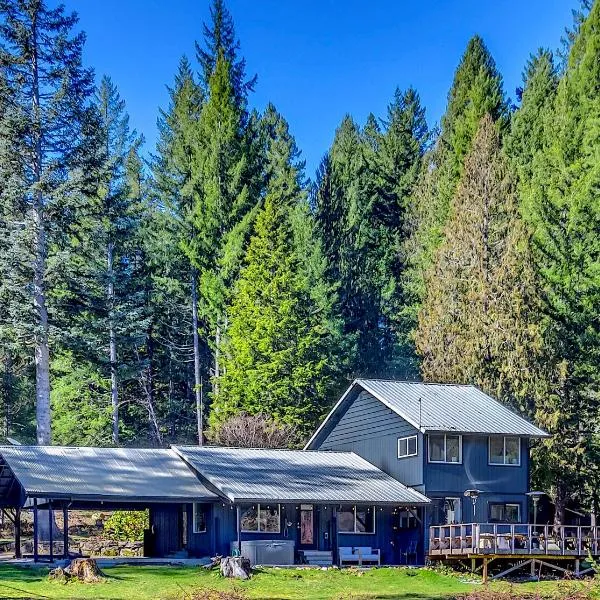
<box><xmin>214</xmin><ymin>106</ymin><xmax>340</xmax><ymax>436</ymax></box>
<box><xmin>522</xmin><ymin>1</ymin><xmax>600</xmax><ymax>523</ymax></box>
<box><xmin>416</xmin><ymin>115</ymin><xmax>540</xmax><ymax>415</ymax></box>
<box><xmin>405</xmin><ymin>36</ymin><xmax>508</xmax><ymax>331</ymax></box>
<box><xmin>0</xmin><ymin>0</ymin><xmax>100</xmax><ymax>443</ymax></box>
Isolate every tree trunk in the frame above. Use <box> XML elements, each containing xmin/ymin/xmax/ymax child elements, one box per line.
<box><xmin>553</xmin><ymin>483</ymin><xmax>567</xmax><ymax>533</ymax></box>
<box><xmin>191</xmin><ymin>269</ymin><xmax>203</xmax><ymax>445</ymax></box>
<box><xmin>107</xmin><ymin>240</ymin><xmax>118</xmax><ymax>445</ymax></box>
<box><xmin>31</xmin><ymin>10</ymin><xmax>51</xmax><ymax>446</ymax></box>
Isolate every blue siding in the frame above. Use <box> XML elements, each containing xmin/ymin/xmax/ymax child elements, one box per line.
<box><xmin>318</xmin><ymin>391</ymin><xmax>424</xmax><ymax>489</ymax></box>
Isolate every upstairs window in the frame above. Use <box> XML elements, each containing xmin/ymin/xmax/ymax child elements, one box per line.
<box><xmin>398</xmin><ymin>435</ymin><xmax>418</xmax><ymax>459</ymax></box>
<box><xmin>489</xmin><ymin>436</ymin><xmax>521</xmax><ymax>466</ymax></box>
<box><xmin>489</xmin><ymin>503</ymin><xmax>521</xmax><ymax>523</ymax></box>
<box><xmin>428</xmin><ymin>434</ymin><xmax>462</xmax><ymax>464</ymax></box>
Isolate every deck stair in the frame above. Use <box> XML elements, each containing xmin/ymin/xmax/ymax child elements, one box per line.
<box><xmin>300</xmin><ymin>550</ymin><xmax>333</xmax><ymax>566</ymax></box>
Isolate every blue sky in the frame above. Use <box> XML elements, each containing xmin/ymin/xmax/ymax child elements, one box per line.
<box><xmin>76</xmin><ymin>0</ymin><xmax>574</xmax><ymax>178</ymax></box>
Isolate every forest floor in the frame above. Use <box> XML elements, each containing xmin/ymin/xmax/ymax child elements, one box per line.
<box><xmin>0</xmin><ymin>565</ymin><xmax>595</xmax><ymax>600</ymax></box>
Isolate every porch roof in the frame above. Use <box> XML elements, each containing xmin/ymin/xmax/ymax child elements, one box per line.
<box><xmin>0</xmin><ymin>446</ymin><xmax>218</xmax><ymax>503</ymax></box>
<box><xmin>173</xmin><ymin>445</ymin><xmax>430</xmax><ymax>505</ymax></box>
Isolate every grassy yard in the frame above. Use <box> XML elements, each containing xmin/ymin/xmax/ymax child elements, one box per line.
<box><xmin>0</xmin><ymin>565</ymin><xmax>593</xmax><ymax>600</ymax></box>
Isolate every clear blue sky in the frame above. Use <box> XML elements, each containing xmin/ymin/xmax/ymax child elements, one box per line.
<box><xmin>76</xmin><ymin>0</ymin><xmax>574</xmax><ymax>178</ymax></box>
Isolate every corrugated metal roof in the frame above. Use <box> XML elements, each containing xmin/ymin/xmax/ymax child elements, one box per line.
<box><xmin>173</xmin><ymin>446</ymin><xmax>429</xmax><ymax>505</ymax></box>
<box><xmin>0</xmin><ymin>446</ymin><xmax>217</xmax><ymax>502</ymax></box>
<box><xmin>358</xmin><ymin>380</ymin><xmax>548</xmax><ymax>436</ymax></box>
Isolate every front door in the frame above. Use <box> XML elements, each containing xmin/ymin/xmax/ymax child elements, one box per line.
<box><xmin>299</xmin><ymin>504</ymin><xmax>317</xmax><ymax>549</ymax></box>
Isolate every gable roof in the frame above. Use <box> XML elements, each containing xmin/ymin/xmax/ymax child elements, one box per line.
<box><xmin>173</xmin><ymin>445</ymin><xmax>429</xmax><ymax>506</ymax></box>
<box><xmin>305</xmin><ymin>379</ymin><xmax>549</xmax><ymax>449</ymax></box>
<box><xmin>0</xmin><ymin>446</ymin><xmax>217</xmax><ymax>502</ymax></box>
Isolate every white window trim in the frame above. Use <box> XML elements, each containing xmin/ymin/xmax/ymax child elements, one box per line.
<box><xmin>192</xmin><ymin>503</ymin><xmax>207</xmax><ymax>534</ymax></box>
<box><xmin>397</xmin><ymin>435</ymin><xmax>418</xmax><ymax>459</ymax></box>
<box><xmin>240</xmin><ymin>503</ymin><xmax>281</xmax><ymax>534</ymax></box>
<box><xmin>488</xmin><ymin>436</ymin><xmax>521</xmax><ymax>467</ymax></box>
<box><xmin>428</xmin><ymin>434</ymin><xmax>463</xmax><ymax>464</ymax></box>
<box><xmin>338</xmin><ymin>505</ymin><xmax>376</xmax><ymax>535</ymax></box>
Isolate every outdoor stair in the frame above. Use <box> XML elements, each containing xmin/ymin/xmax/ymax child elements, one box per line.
<box><xmin>166</xmin><ymin>550</ymin><xmax>189</xmax><ymax>559</ymax></box>
<box><xmin>301</xmin><ymin>550</ymin><xmax>333</xmax><ymax>566</ymax></box>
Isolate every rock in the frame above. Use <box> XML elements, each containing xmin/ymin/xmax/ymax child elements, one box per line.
<box><xmin>119</xmin><ymin>548</ymin><xmax>138</xmax><ymax>557</ymax></box>
<box><xmin>101</xmin><ymin>547</ymin><xmax>118</xmax><ymax>557</ymax></box>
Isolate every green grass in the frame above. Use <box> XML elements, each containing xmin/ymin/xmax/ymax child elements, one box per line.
<box><xmin>0</xmin><ymin>565</ymin><xmax>591</xmax><ymax>600</ymax></box>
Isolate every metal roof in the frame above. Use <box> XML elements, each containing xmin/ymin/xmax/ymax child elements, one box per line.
<box><xmin>0</xmin><ymin>446</ymin><xmax>217</xmax><ymax>502</ymax></box>
<box><xmin>306</xmin><ymin>380</ymin><xmax>548</xmax><ymax>448</ymax></box>
<box><xmin>173</xmin><ymin>445</ymin><xmax>430</xmax><ymax>505</ymax></box>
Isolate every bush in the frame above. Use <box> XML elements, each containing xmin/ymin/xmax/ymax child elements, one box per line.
<box><xmin>102</xmin><ymin>510</ymin><xmax>148</xmax><ymax>542</ymax></box>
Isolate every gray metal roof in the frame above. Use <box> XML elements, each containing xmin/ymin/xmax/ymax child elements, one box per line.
<box><xmin>0</xmin><ymin>446</ymin><xmax>217</xmax><ymax>502</ymax></box>
<box><xmin>173</xmin><ymin>445</ymin><xmax>429</xmax><ymax>505</ymax></box>
<box><xmin>308</xmin><ymin>380</ymin><xmax>548</xmax><ymax>443</ymax></box>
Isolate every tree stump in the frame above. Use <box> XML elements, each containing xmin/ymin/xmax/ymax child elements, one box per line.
<box><xmin>49</xmin><ymin>558</ymin><xmax>105</xmax><ymax>583</ymax></box>
<box><xmin>220</xmin><ymin>556</ymin><xmax>251</xmax><ymax>579</ymax></box>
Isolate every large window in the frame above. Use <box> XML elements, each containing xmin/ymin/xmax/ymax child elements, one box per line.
<box><xmin>489</xmin><ymin>436</ymin><xmax>521</xmax><ymax>466</ymax></box>
<box><xmin>428</xmin><ymin>434</ymin><xmax>462</xmax><ymax>463</ymax></box>
<box><xmin>240</xmin><ymin>504</ymin><xmax>280</xmax><ymax>533</ymax></box>
<box><xmin>192</xmin><ymin>503</ymin><xmax>207</xmax><ymax>533</ymax></box>
<box><xmin>489</xmin><ymin>503</ymin><xmax>521</xmax><ymax>523</ymax></box>
<box><xmin>398</xmin><ymin>435</ymin><xmax>418</xmax><ymax>459</ymax></box>
<box><xmin>338</xmin><ymin>505</ymin><xmax>375</xmax><ymax>534</ymax></box>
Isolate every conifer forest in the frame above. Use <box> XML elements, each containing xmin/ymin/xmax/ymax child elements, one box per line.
<box><xmin>1</xmin><ymin>0</ymin><xmax>600</xmax><ymax>523</ymax></box>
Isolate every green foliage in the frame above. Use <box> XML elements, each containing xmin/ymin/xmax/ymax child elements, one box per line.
<box><xmin>51</xmin><ymin>352</ymin><xmax>113</xmax><ymax>446</ymax></box>
<box><xmin>103</xmin><ymin>510</ymin><xmax>149</xmax><ymax>542</ymax></box>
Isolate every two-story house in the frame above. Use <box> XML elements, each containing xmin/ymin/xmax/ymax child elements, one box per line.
<box><xmin>305</xmin><ymin>379</ymin><xmax>548</xmax><ymax>532</ymax></box>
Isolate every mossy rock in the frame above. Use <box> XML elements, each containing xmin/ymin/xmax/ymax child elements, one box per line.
<box><xmin>101</xmin><ymin>547</ymin><xmax>119</xmax><ymax>557</ymax></box>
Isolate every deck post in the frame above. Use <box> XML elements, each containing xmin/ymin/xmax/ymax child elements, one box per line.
<box><xmin>575</xmin><ymin>558</ymin><xmax>580</xmax><ymax>576</ymax></box>
<box><xmin>33</xmin><ymin>498</ymin><xmax>38</xmax><ymax>561</ymax></box>
<box><xmin>48</xmin><ymin>500</ymin><xmax>53</xmax><ymax>562</ymax></box>
<box><xmin>236</xmin><ymin>505</ymin><xmax>241</xmax><ymax>554</ymax></box>
<box><xmin>482</xmin><ymin>557</ymin><xmax>488</xmax><ymax>584</ymax></box>
<box><xmin>14</xmin><ymin>507</ymin><xmax>21</xmax><ymax>559</ymax></box>
<box><xmin>63</xmin><ymin>505</ymin><xmax>69</xmax><ymax>559</ymax></box>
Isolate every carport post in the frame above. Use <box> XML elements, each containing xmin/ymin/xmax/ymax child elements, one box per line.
<box><xmin>48</xmin><ymin>500</ymin><xmax>53</xmax><ymax>561</ymax></box>
<box><xmin>14</xmin><ymin>507</ymin><xmax>21</xmax><ymax>559</ymax></box>
<box><xmin>332</xmin><ymin>505</ymin><xmax>338</xmax><ymax>566</ymax></box>
<box><xmin>63</xmin><ymin>505</ymin><xmax>69</xmax><ymax>559</ymax></box>
<box><xmin>236</xmin><ymin>505</ymin><xmax>241</xmax><ymax>554</ymax></box>
<box><xmin>33</xmin><ymin>498</ymin><xmax>38</xmax><ymax>561</ymax></box>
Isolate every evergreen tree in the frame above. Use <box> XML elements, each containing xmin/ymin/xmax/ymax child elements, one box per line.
<box><xmin>214</xmin><ymin>106</ymin><xmax>340</xmax><ymax>436</ymax></box>
<box><xmin>522</xmin><ymin>1</ymin><xmax>600</xmax><ymax>523</ymax></box>
<box><xmin>416</xmin><ymin>115</ymin><xmax>540</xmax><ymax>415</ymax></box>
<box><xmin>404</xmin><ymin>36</ymin><xmax>508</xmax><ymax>331</ymax></box>
<box><xmin>0</xmin><ymin>0</ymin><xmax>100</xmax><ymax>443</ymax></box>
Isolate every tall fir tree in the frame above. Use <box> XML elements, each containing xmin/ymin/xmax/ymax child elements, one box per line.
<box><xmin>416</xmin><ymin>115</ymin><xmax>541</xmax><ymax>416</ymax></box>
<box><xmin>404</xmin><ymin>36</ymin><xmax>508</xmax><ymax>337</ymax></box>
<box><xmin>521</xmin><ymin>1</ymin><xmax>600</xmax><ymax>524</ymax></box>
<box><xmin>213</xmin><ymin>106</ymin><xmax>340</xmax><ymax>436</ymax></box>
<box><xmin>0</xmin><ymin>0</ymin><xmax>100</xmax><ymax>443</ymax></box>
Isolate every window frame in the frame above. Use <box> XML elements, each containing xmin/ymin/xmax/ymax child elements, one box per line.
<box><xmin>488</xmin><ymin>436</ymin><xmax>521</xmax><ymax>467</ymax></box>
<box><xmin>337</xmin><ymin>505</ymin><xmax>376</xmax><ymax>535</ymax></box>
<box><xmin>192</xmin><ymin>503</ymin><xmax>207</xmax><ymax>534</ymax></box>
<box><xmin>239</xmin><ymin>503</ymin><xmax>281</xmax><ymax>534</ymax></box>
<box><xmin>427</xmin><ymin>434</ymin><xmax>463</xmax><ymax>464</ymax></box>
<box><xmin>488</xmin><ymin>502</ymin><xmax>521</xmax><ymax>523</ymax></box>
<box><xmin>397</xmin><ymin>435</ymin><xmax>418</xmax><ymax>459</ymax></box>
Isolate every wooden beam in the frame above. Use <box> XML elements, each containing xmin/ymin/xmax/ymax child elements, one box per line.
<box><xmin>33</xmin><ymin>499</ymin><xmax>38</xmax><ymax>562</ymax></box>
<box><xmin>14</xmin><ymin>507</ymin><xmax>20</xmax><ymax>559</ymax></box>
<box><xmin>48</xmin><ymin>500</ymin><xmax>53</xmax><ymax>562</ymax></box>
<box><xmin>236</xmin><ymin>505</ymin><xmax>241</xmax><ymax>554</ymax></box>
<box><xmin>491</xmin><ymin>559</ymin><xmax>533</xmax><ymax>580</ymax></box>
<box><xmin>63</xmin><ymin>505</ymin><xmax>69</xmax><ymax>559</ymax></box>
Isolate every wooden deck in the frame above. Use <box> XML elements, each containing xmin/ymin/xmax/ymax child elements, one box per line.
<box><xmin>429</xmin><ymin>523</ymin><xmax>600</xmax><ymax>558</ymax></box>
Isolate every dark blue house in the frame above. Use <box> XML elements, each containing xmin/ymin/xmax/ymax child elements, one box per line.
<box><xmin>305</xmin><ymin>380</ymin><xmax>548</xmax><ymax>536</ymax></box>
<box><xmin>0</xmin><ymin>379</ymin><xmax>548</xmax><ymax>566</ymax></box>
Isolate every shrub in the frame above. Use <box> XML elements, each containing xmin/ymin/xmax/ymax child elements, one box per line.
<box><xmin>102</xmin><ymin>510</ymin><xmax>148</xmax><ymax>542</ymax></box>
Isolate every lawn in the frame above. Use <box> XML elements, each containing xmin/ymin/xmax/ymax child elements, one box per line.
<box><xmin>0</xmin><ymin>565</ymin><xmax>592</xmax><ymax>600</ymax></box>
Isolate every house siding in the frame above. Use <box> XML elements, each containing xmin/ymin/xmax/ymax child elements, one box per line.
<box><xmin>318</xmin><ymin>391</ymin><xmax>424</xmax><ymax>490</ymax></box>
<box><xmin>149</xmin><ymin>504</ymin><xmax>182</xmax><ymax>557</ymax></box>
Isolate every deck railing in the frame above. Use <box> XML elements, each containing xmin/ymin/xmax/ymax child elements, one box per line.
<box><xmin>429</xmin><ymin>523</ymin><xmax>600</xmax><ymax>556</ymax></box>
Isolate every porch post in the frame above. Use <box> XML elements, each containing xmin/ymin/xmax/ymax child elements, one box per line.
<box><xmin>48</xmin><ymin>500</ymin><xmax>53</xmax><ymax>562</ymax></box>
<box><xmin>33</xmin><ymin>498</ymin><xmax>38</xmax><ymax>561</ymax></box>
<box><xmin>236</xmin><ymin>505</ymin><xmax>241</xmax><ymax>554</ymax></box>
<box><xmin>332</xmin><ymin>505</ymin><xmax>338</xmax><ymax>566</ymax></box>
<box><xmin>14</xmin><ymin>507</ymin><xmax>21</xmax><ymax>559</ymax></box>
<box><xmin>62</xmin><ymin>505</ymin><xmax>69</xmax><ymax>559</ymax></box>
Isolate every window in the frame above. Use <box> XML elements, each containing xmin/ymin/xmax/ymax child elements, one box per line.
<box><xmin>489</xmin><ymin>503</ymin><xmax>521</xmax><ymax>523</ymax></box>
<box><xmin>240</xmin><ymin>504</ymin><xmax>280</xmax><ymax>533</ymax></box>
<box><xmin>192</xmin><ymin>503</ymin><xmax>207</xmax><ymax>533</ymax></box>
<box><xmin>338</xmin><ymin>505</ymin><xmax>375</xmax><ymax>534</ymax></box>
<box><xmin>489</xmin><ymin>436</ymin><xmax>521</xmax><ymax>466</ymax></box>
<box><xmin>431</xmin><ymin>497</ymin><xmax>462</xmax><ymax>525</ymax></box>
<box><xmin>428</xmin><ymin>434</ymin><xmax>462</xmax><ymax>463</ymax></box>
<box><xmin>398</xmin><ymin>435</ymin><xmax>418</xmax><ymax>458</ymax></box>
